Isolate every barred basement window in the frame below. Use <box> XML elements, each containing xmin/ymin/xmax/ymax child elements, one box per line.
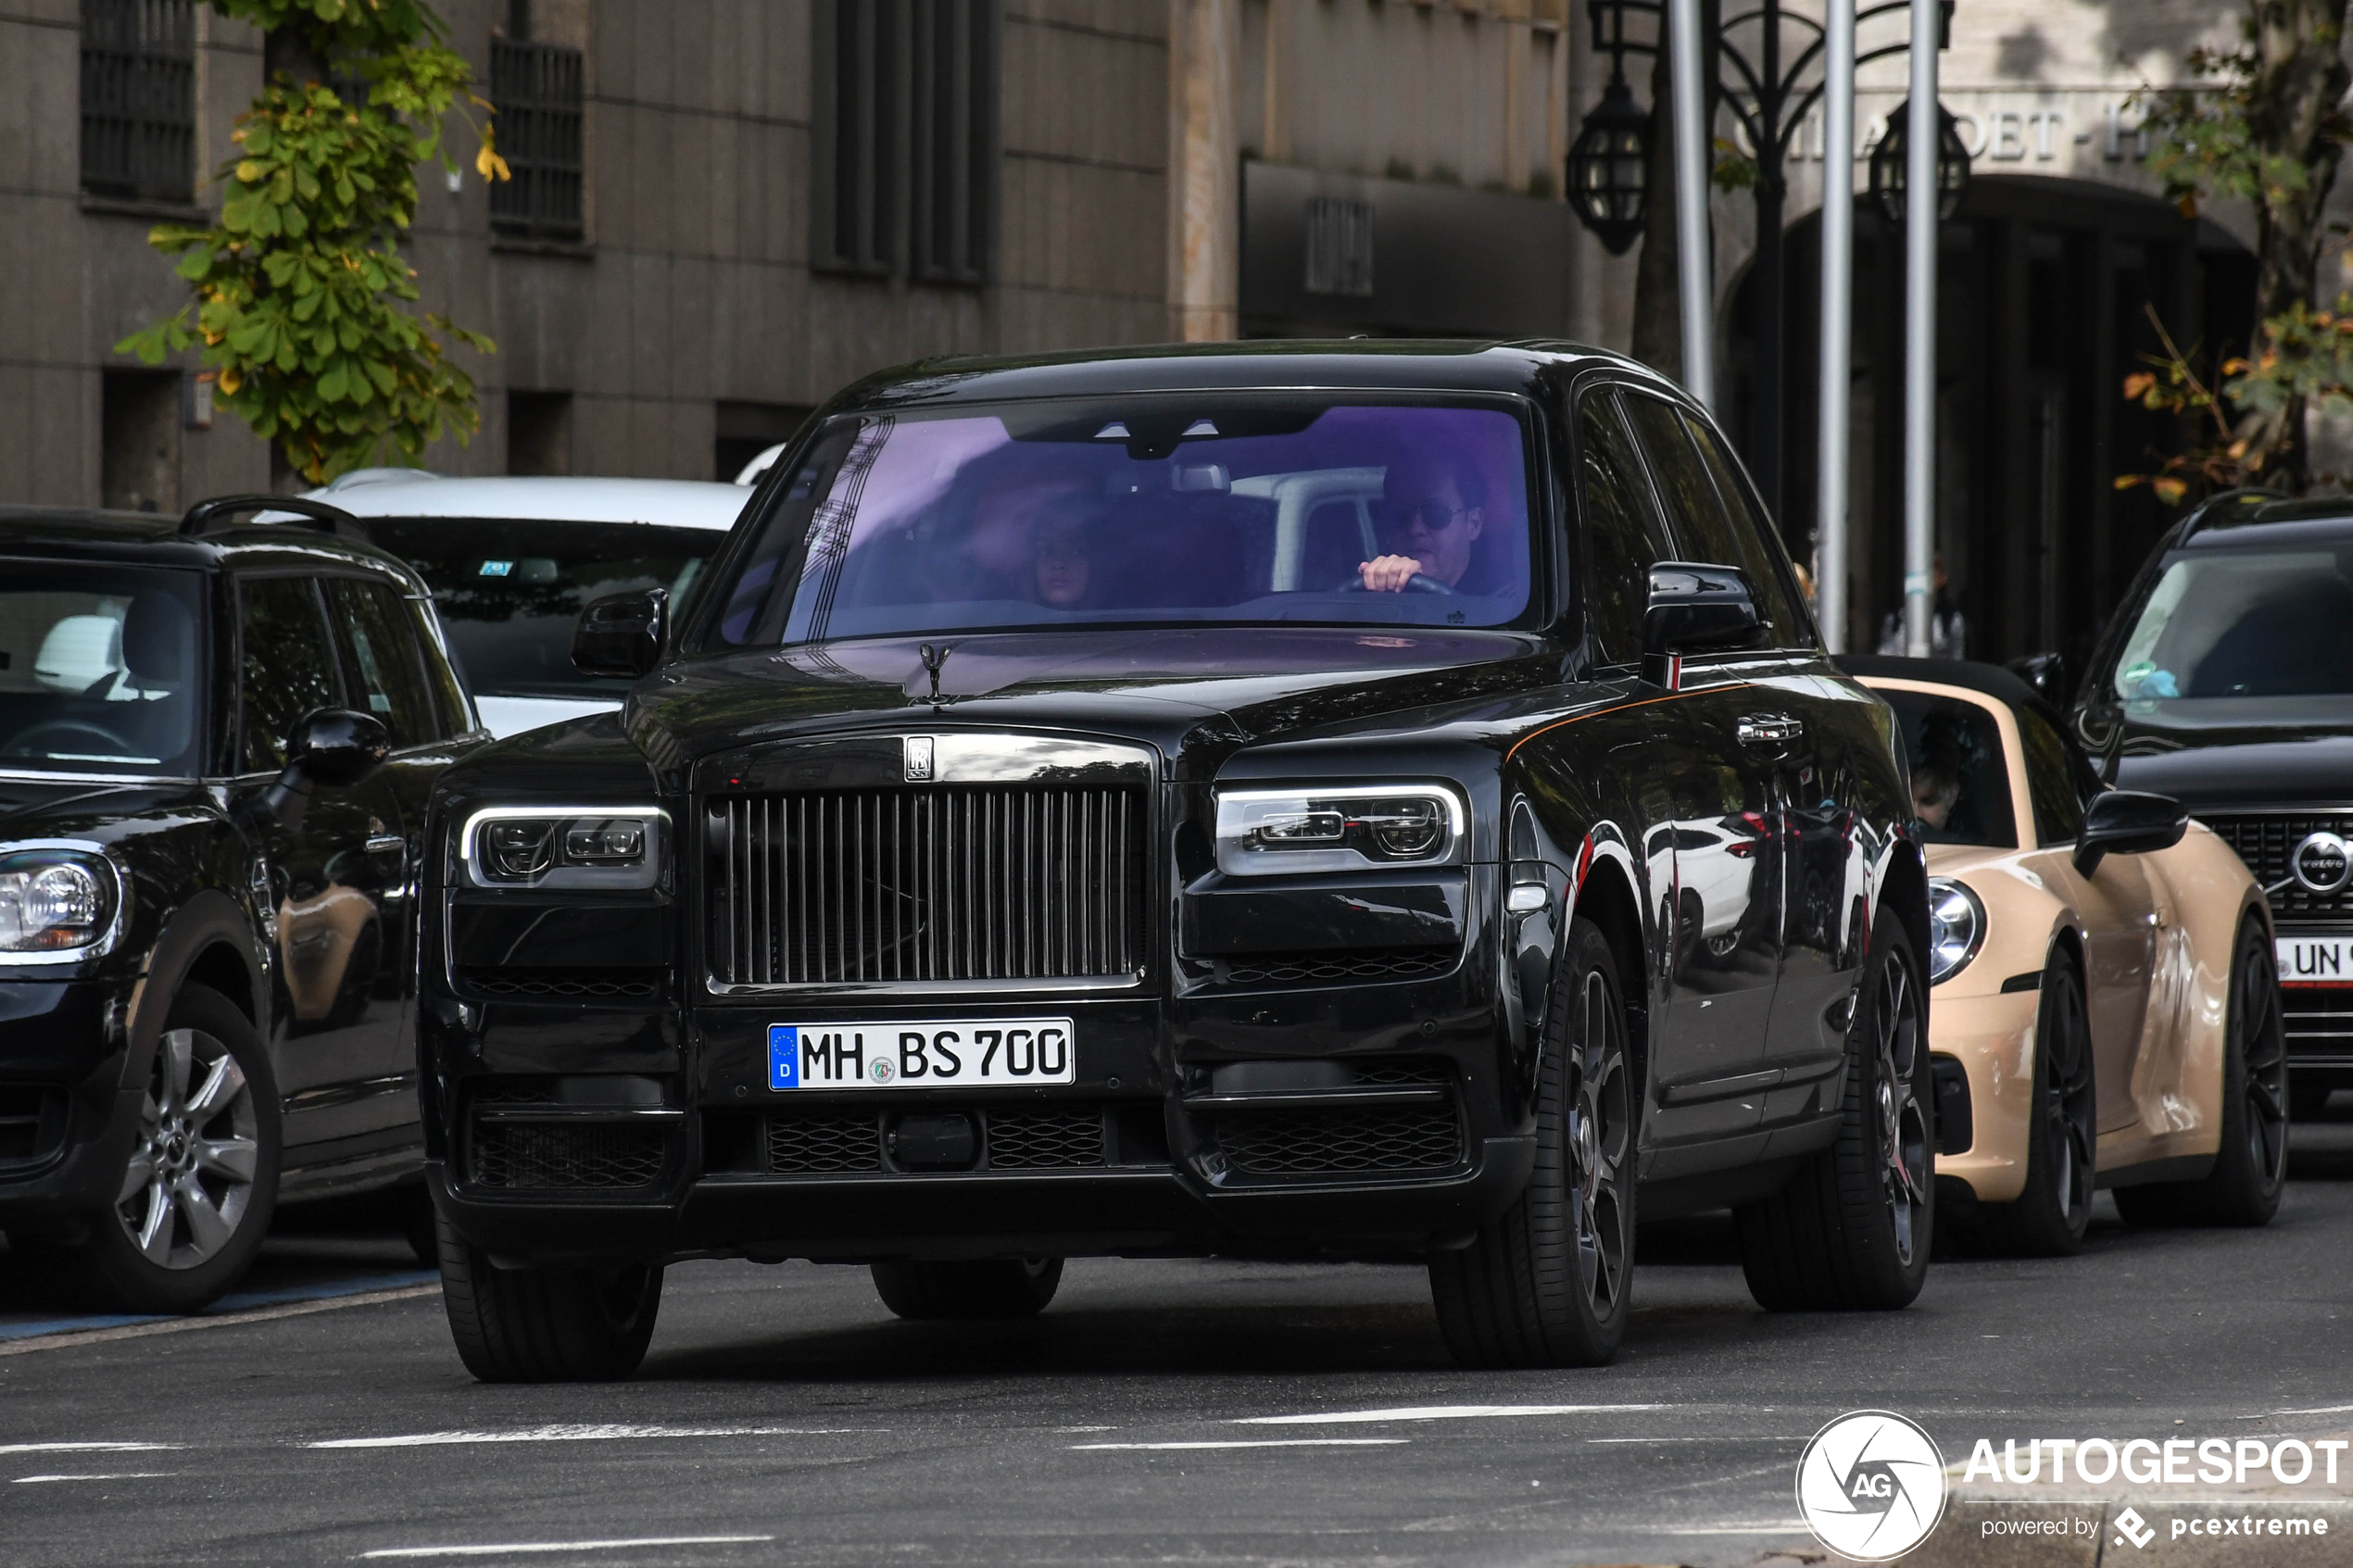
<box><xmin>80</xmin><ymin>0</ymin><xmax>195</xmax><ymax>204</ymax></box>
<box><xmin>1303</xmin><ymin>195</ymin><xmax>1375</xmax><ymax>298</ymax></box>
<box><xmin>813</xmin><ymin>0</ymin><xmax>999</xmax><ymax>284</ymax></box>
<box><xmin>489</xmin><ymin>38</ymin><xmax>585</xmax><ymax>241</ymax></box>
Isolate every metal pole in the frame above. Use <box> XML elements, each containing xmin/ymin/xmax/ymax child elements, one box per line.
<box><xmin>1668</xmin><ymin>0</ymin><xmax>1714</xmax><ymax>409</ymax></box>
<box><xmin>1752</xmin><ymin>0</ymin><xmax>1784</xmax><ymax>532</ymax></box>
<box><xmin>1901</xmin><ymin>0</ymin><xmax>1937</xmax><ymax>658</ymax></box>
<box><xmin>1816</xmin><ymin>0</ymin><xmax>1853</xmax><ymax>652</ymax></box>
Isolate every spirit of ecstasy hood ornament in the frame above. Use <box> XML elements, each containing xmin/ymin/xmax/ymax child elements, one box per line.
<box><xmin>917</xmin><ymin>643</ymin><xmax>952</xmax><ymax>706</ymax></box>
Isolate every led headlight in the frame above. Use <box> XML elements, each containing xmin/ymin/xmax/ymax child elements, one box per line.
<box><xmin>1927</xmin><ymin>876</ymin><xmax>1984</xmax><ymax>985</ymax></box>
<box><xmin>461</xmin><ymin>808</ymin><xmax>664</xmax><ymax>890</ymax></box>
<box><xmin>1214</xmin><ymin>784</ymin><xmax>1466</xmax><ymax>876</ymax></box>
<box><xmin>0</xmin><ymin>846</ymin><xmax>122</xmax><ymax>960</ymax></box>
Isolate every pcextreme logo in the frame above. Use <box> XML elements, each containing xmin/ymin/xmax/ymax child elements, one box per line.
<box><xmin>1795</xmin><ymin>1410</ymin><xmax>1951</xmax><ymax>1561</ymax></box>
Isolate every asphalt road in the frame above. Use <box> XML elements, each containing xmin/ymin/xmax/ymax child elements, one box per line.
<box><xmin>3</xmin><ymin>1126</ymin><xmax>2350</xmax><ymax>1568</ymax></box>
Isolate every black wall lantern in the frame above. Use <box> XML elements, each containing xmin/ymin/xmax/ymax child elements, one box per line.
<box><xmin>1868</xmin><ymin>98</ymin><xmax>1971</xmax><ymax>224</ymax></box>
<box><xmin>1567</xmin><ymin>78</ymin><xmax>1651</xmax><ymax>256</ymax></box>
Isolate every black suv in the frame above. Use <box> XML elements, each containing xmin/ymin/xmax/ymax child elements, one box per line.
<box><xmin>421</xmin><ymin>342</ymin><xmax>1931</xmax><ymax>1380</ymax></box>
<box><xmin>2074</xmin><ymin>493</ymin><xmax>2353</xmax><ymax>1118</ymax></box>
<box><xmin>0</xmin><ymin>496</ymin><xmax>482</xmax><ymax>1311</ymax></box>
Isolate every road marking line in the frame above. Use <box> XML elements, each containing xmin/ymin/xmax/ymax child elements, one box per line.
<box><xmin>1235</xmin><ymin>1403</ymin><xmax>1668</xmax><ymax>1425</ymax></box>
<box><xmin>0</xmin><ymin>1286</ymin><xmax>438</xmax><ymax>1357</ymax></box>
<box><xmin>13</xmin><ymin>1472</ymin><xmax>175</xmax><ymax>1484</ymax></box>
<box><xmin>0</xmin><ymin>1442</ymin><xmax>182</xmax><ymax>1456</ymax></box>
<box><xmin>2271</xmin><ymin>1403</ymin><xmax>2353</xmax><ymax>1416</ymax></box>
<box><xmin>1071</xmin><ymin>1439</ymin><xmax>1410</xmax><ymax>1450</ymax></box>
<box><xmin>362</xmin><ymin>1537</ymin><xmax>774</xmax><ymax>1560</ymax></box>
<box><xmin>1665</xmin><ymin>1523</ymin><xmax>1813</xmax><ymax>1536</ymax></box>
<box><xmin>0</xmin><ymin>1273</ymin><xmax>438</xmax><ymax>1343</ymax></box>
<box><xmin>1589</xmin><ymin>1436</ymin><xmax>1699</xmax><ymax>1443</ymax></box>
<box><xmin>314</xmin><ymin>1424</ymin><xmax>876</xmax><ymax>1449</ymax></box>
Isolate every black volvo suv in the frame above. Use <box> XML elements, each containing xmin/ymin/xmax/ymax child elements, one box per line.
<box><xmin>2074</xmin><ymin>492</ymin><xmax>2353</xmax><ymax>1118</ymax></box>
<box><xmin>421</xmin><ymin>342</ymin><xmax>1931</xmax><ymax>1380</ymax></box>
<box><xmin>0</xmin><ymin>497</ymin><xmax>481</xmax><ymax>1311</ymax></box>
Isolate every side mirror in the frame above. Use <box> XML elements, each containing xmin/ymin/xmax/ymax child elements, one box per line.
<box><xmin>573</xmin><ymin>588</ymin><xmax>668</xmax><ymax>680</ymax></box>
<box><xmin>2072</xmin><ymin>789</ymin><xmax>2187</xmax><ymax>878</ymax></box>
<box><xmin>1641</xmin><ymin>561</ymin><xmax>1761</xmax><ymax>685</ymax></box>
<box><xmin>255</xmin><ymin>709</ymin><xmax>390</xmax><ymax>827</ymax></box>
<box><xmin>2007</xmin><ymin>651</ymin><xmax>2068</xmax><ymax>703</ymax></box>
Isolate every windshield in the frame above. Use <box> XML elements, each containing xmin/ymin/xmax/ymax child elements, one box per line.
<box><xmin>2108</xmin><ymin>546</ymin><xmax>2353</xmax><ymax>724</ymax></box>
<box><xmin>0</xmin><ymin>563</ymin><xmax>204</xmax><ymax>776</ymax></box>
<box><xmin>710</xmin><ymin>399</ymin><xmax>1535</xmax><ymax>645</ymax></box>
<box><xmin>365</xmin><ymin>518</ymin><xmax>721</xmax><ymax>700</ymax></box>
<box><xmin>1874</xmin><ymin>688</ymin><xmax>2017</xmax><ymax>848</ymax></box>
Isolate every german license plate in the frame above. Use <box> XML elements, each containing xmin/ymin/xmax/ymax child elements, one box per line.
<box><xmin>2277</xmin><ymin>935</ymin><xmax>2353</xmax><ymax>987</ymax></box>
<box><xmin>767</xmin><ymin>1020</ymin><xmax>1076</xmax><ymax>1089</ymax></box>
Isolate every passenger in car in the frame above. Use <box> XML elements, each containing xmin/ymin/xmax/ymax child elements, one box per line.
<box><xmin>1358</xmin><ymin>456</ymin><xmax>1493</xmax><ymax>593</ymax></box>
<box><xmin>1031</xmin><ymin>507</ymin><xmax>1102</xmax><ymax>609</ymax></box>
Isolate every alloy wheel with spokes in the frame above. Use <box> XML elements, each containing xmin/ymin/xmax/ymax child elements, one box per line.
<box><xmin>1567</xmin><ymin>969</ymin><xmax>1633</xmax><ymax>1323</ymax></box>
<box><xmin>1980</xmin><ymin>962</ymin><xmax>2095</xmax><ymax>1256</ymax></box>
<box><xmin>69</xmin><ymin>984</ymin><xmax>281</xmax><ymax>1314</ymax></box>
<box><xmin>1872</xmin><ymin>953</ymin><xmax>1932</xmax><ymax>1270</ymax></box>
<box><xmin>117</xmin><ymin>1026</ymin><xmax>261</xmax><ymax>1270</ymax></box>
<box><xmin>2236</xmin><ymin>935</ymin><xmax>2289</xmax><ymax>1197</ymax></box>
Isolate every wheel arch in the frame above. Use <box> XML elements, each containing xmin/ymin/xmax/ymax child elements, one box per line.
<box><xmin>121</xmin><ymin>890</ymin><xmax>267</xmax><ymax>1092</ymax></box>
<box><xmin>1571</xmin><ymin>848</ymin><xmax>1650</xmax><ymax>1095</ymax></box>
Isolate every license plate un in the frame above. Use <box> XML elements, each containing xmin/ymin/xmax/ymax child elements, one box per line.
<box><xmin>2277</xmin><ymin>935</ymin><xmax>2353</xmax><ymax>987</ymax></box>
<box><xmin>767</xmin><ymin>1020</ymin><xmax>1076</xmax><ymax>1089</ymax></box>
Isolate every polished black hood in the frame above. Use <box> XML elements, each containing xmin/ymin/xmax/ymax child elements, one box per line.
<box><xmin>0</xmin><ymin>775</ymin><xmax>208</xmax><ymax>841</ymax></box>
<box><xmin>622</xmin><ymin>626</ymin><xmax>1558</xmax><ymax>783</ymax></box>
<box><xmin>2119</xmin><ymin>733</ymin><xmax>2353</xmax><ymax>811</ymax></box>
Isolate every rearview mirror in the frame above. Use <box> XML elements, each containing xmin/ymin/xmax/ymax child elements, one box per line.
<box><xmin>254</xmin><ymin>708</ymin><xmax>390</xmax><ymax>827</ymax></box>
<box><xmin>573</xmin><ymin>588</ymin><xmax>668</xmax><ymax>680</ymax></box>
<box><xmin>1641</xmin><ymin>561</ymin><xmax>1762</xmax><ymax>685</ymax></box>
<box><xmin>2073</xmin><ymin>789</ymin><xmax>2187</xmax><ymax>878</ymax></box>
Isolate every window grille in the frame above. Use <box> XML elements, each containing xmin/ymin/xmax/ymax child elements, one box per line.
<box><xmin>814</xmin><ymin>0</ymin><xmax>999</xmax><ymax>284</ymax></box>
<box><xmin>1303</xmin><ymin>195</ymin><xmax>1375</xmax><ymax>298</ymax></box>
<box><xmin>489</xmin><ymin>38</ymin><xmax>585</xmax><ymax>241</ymax></box>
<box><xmin>80</xmin><ymin>0</ymin><xmax>195</xmax><ymax>204</ymax></box>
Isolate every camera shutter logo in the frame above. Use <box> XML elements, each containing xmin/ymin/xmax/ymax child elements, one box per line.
<box><xmin>1794</xmin><ymin>1410</ymin><xmax>1948</xmax><ymax>1561</ymax></box>
<box><xmin>2293</xmin><ymin>832</ymin><xmax>2352</xmax><ymax>895</ymax></box>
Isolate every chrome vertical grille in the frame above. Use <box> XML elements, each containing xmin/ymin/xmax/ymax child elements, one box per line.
<box><xmin>711</xmin><ymin>785</ymin><xmax>1146</xmax><ymax>986</ymax></box>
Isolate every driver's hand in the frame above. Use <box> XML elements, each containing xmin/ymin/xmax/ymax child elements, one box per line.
<box><xmin>1358</xmin><ymin>554</ymin><xmax>1424</xmax><ymax>593</ymax></box>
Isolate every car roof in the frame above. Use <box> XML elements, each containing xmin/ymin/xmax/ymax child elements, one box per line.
<box><xmin>2176</xmin><ymin>493</ymin><xmax>2353</xmax><ymax>551</ymax></box>
<box><xmin>817</xmin><ymin>338</ymin><xmax>1666</xmax><ymax>414</ymax></box>
<box><xmin>300</xmin><ymin>475</ymin><xmax>751</xmax><ymax>530</ymax></box>
<box><xmin>1837</xmin><ymin>654</ymin><xmax>2052</xmax><ymax>717</ymax></box>
<box><xmin>0</xmin><ymin>503</ymin><xmax>433</xmax><ymax>584</ymax></box>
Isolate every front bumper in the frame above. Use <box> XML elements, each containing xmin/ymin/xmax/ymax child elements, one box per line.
<box><xmin>422</xmin><ymin>937</ymin><xmax>1541</xmax><ymax>1265</ymax></box>
<box><xmin>1928</xmin><ymin>986</ymin><xmax>2041</xmax><ymax>1204</ymax></box>
<box><xmin>0</xmin><ymin>977</ymin><xmax>140</xmax><ymax>1235</ymax></box>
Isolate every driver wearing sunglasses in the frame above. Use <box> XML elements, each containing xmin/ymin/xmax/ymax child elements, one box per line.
<box><xmin>1358</xmin><ymin>458</ymin><xmax>1487</xmax><ymax>593</ymax></box>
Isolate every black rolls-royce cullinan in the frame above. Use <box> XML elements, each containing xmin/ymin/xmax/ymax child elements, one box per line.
<box><xmin>420</xmin><ymin>342</ymin><xmax>1931</xmax><ymax>1380</ymax></box>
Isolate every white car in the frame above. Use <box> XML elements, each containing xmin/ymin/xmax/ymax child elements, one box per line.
<box><xmin>303</xmin><ymin>473</ymin><xmax>748</xmax><ymax>737</ymax></box>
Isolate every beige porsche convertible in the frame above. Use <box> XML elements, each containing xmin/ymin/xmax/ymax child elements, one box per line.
<box><xmin>1845</xmin><ymin>659</ymin><xmax>2286</xmax><ymax>1253</ymax></box>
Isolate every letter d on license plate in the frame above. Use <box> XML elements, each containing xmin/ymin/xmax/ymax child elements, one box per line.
<box><xmin>768</xmin><ymin>1019</ymin><xmax>1076</xmax><ymax>1089</ymax></box>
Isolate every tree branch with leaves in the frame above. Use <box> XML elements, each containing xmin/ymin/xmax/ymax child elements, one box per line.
<box><xmin>117</xmin><ymin>0</ymin><xmax>508</xmax><ymax>485</ymax></box>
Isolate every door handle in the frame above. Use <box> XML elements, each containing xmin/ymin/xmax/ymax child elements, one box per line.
<box><xmin>365</xmin><ymin>834</ymin><xmax>406</xmax><ymax>858</ymax></box>
<box><xmin>1738</xmin><ymin>715</ymin><xmax>1804</xmax><ymax>747</ymax></box>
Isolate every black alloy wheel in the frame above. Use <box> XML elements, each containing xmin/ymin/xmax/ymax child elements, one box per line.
<box><xmin>1979</xmin><ymin>960</ymin><xmax>2096</xmax><ymax>1256</ymax></box>
<box><xmin>1735</xmin><ymin>909</ymin><xmax>1933</xmax><ymax>1311</ymax></box>
<box><xmin>2116</xmin><ymin>915</ymin><xmax>2287</xmax><ymax>1228</ymax></box>
<box><xmin>871</xmin><ymin>1257</ymin><xmax>1064</xmax><ymax>1319</ymax></box>
<box><xmin>437</xmin><ymin>1206</ymin><xmax>664</xmax><ymax>1381</ymax></box>
<box><xmin>66</xmin><ymin>985</ymin><xmax>282</xmax><ymax>1314</ymax></box>
<box><xmin>1428</xmin><ymin>915</ymin><xmax>1636</xmax><ymax>1368</ymax></box>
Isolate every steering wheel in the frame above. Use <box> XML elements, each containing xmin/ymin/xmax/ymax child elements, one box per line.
<box><xmin>4</xmin><ymin>720</ymin><xmax>137</xmax><ymax>760</ymax></box>
<box><xmin>1333</xmin><ymin>571</ymin><xmax>1456</xmax><ymax>596</ymax></box>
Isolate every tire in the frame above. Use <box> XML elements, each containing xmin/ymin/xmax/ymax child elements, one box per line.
<box><xmin>870</xmin><ymin>1257</ymin><xmax>1063</xmax><ymax>1319</ymax></box>
<box><xmin>1428</xmin><ymin>915</ymin><xmax>1636</xmax><ymax>1368</ymax></box>
<box><xmin>1978</xmin><ymin>960</ymin><xmax>2095</xmax><ymax>1257</ymax></box>
<box><xmin>2114</xmin><ymin>916</ymin><xmax>2286</xmax><ymax>1229</ymax></box>
<box><xmin>64</xmin><ymin>985</ymin><xmax>281</xmax><ymax>1314</ymax></box>
<box><xmin>436</xmin><ymin>1206</ymin><xmax>662</xmax><ymax>1381</ymax></box>
<box><xmin>1735</xmin><ymin>909</ymin><xmax>1932</xmax><ymax>1311</ymax></box>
